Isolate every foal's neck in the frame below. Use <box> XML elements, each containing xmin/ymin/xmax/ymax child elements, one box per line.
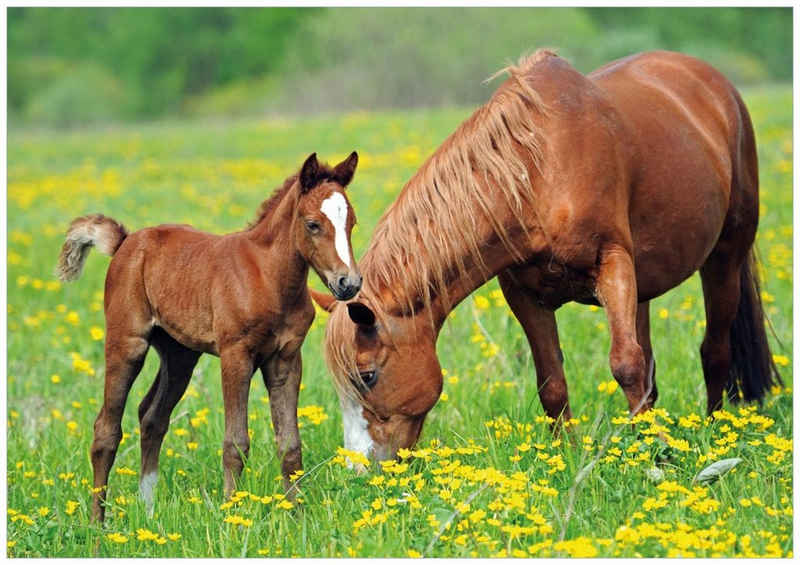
<box><xmin>246</xmin><ymin>188</ymin><xmax>309</xmax><ymax>295</ymax></box>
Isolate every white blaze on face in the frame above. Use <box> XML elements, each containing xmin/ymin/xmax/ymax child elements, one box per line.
<box><xmin>320</xmin><ymin>192</ymin><xmax>351</xmax><ymax>268</ymax></box>
<box><xmin>340</xmin><ymin>394</ymin><xmax>374</xmax><ymax>467</ymax></box>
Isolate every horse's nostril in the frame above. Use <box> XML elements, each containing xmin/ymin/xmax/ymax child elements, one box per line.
<box><xmin>337</xmin><ymin>275</ymin><xmax>348</xmax><ymax>288</ymax></box>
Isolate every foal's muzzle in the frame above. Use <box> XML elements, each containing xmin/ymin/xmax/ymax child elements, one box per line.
<box><xmin>329</xmin><ymin>273</ymin><xmax>362</xmax><ymax>301</ymax></box>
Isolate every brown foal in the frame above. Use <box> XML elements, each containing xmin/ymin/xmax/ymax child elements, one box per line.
<box><xmin>57</xmin><ymin>152</ymin><xmax>361</xmax><ymax>522</ymax></box>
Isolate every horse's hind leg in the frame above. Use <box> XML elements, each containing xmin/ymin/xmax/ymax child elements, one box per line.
<box><xmin>498</xmin><ymin>270</ymin><xmax>572</xmax><ymax>424</ymax></box>
<box><xmin>698</xmin><ymin>256</ymin><xmax>743</xmax><ymax>414</ymax></box>
<box><xmin>91</xmin><ymin>326</ymin><xmax>150</xmax><ymax>522</ymax></box>
<box><xmin>594</xmin><ymin>244</ymin><xmax>650</xmax><ymax>415</ymax></box>
<box><xmin>636</xmin><ymin>301</ymin><xmax>658</xmax><ymax>409</ymax></box>
<box><xmin>138</xmin><ymin>328</ymin><xmax>200</xmax><ymax>514</ymax></box>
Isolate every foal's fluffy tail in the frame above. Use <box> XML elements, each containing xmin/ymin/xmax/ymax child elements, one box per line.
<box><xmin>727</xmin><ymin>251</ymin><xmax>782</xmax><ymax>403</ymax></box>
<box><xmin>56</xmin><ymin>214</ymin><xmax>128</xmax><ymax>282</ymax></box>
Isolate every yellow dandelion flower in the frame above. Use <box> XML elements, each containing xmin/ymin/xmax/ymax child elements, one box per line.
<box><xmin>106</xmin><ymin>532</ymin><xmax>129</xmax><ymax>544</ymax></box>
<box><xmin>772</xmin><ymin>354</ymin><xmax>790</xmax><ymax>367</ymax></box>
<box><xmin>224</xmin><ymin>515</ymin><xmax>253</xmax><ymax>527</ymax></box>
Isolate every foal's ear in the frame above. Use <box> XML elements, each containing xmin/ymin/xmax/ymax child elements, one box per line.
<box><xmin>299</xmin><ymin>152</ymin><xmax>320</xmax><ymax>192</ymax></box>
<box><xmin>332</xmin><ymin>151</ymin><xmax>359</xmax><ymax>188</ymax></box>
<box><xmin>310</xmin><ymin>288</ymin><xmax>337</xmax><ymax>312</ymax></box>
<box><xmin>347</xmin><ymin>301</ymin><xmax>376</xmax><ymax>327</ymax></box>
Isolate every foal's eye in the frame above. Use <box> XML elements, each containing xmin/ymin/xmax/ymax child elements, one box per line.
<box><xmin>305</xmin><ymin>220</ymin><xmax>321</xmax><ymax>234</ymax></box>
<box><xmin>359</xmin><ymin>370</ymin><xmax>378</xmax><ymax>389</ymax></box>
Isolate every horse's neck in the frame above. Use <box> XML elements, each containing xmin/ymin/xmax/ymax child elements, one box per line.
<box><xmin>427</xmin><ymin>238</ymin><xmax>523</xmax><ymax>330</ymax></box>
<box><xmin>366</xmin><ymin>206</ymin><xmax>536</xmax><ymax>332</ymax></box>
<box><xmin>245</xmin><ymin>191</ymin><xmax>309</xmax><ymax>297</ymax></box>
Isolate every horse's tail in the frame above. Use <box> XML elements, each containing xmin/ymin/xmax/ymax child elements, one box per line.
<box><xmin>727</xmin><ymin>250</ymin><xmax>782</xmax><ymax>403</ymax></box>
<box><xmin>56</xmin><ymin>214</ymin><xmax>128</xmax><ymax>282</ymax></box>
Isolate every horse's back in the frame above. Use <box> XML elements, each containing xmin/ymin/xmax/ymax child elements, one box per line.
<box><xmin>105</xmin><ymin>223</ymin><xmax>234</xmax><ymax>351</ymax></box>
<box><xmin>588</xmin><ymin>51</ymin><xmax>757</xmax><ymax>299</ymax></box>
<box><xmin>112</xmin><ymin>223</ymin><xmax>223</xmax><ymax>277</ymax></box>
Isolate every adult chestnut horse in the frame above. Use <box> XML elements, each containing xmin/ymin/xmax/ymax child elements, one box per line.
<box><xmin>317</xmin><ymin>50</ymin><xmax>780</xmax><ymax>462</ymax></box>
<box><xmin>57</xmin><ymin>152</ymin><xmax>361</xmax><ymax>521</ymax></box>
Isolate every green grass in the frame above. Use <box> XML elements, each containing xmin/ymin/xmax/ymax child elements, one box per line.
<box><xmin>7</xmin><ymin>85</ymin><xmax>793</xmax><ymax>557</ymax></box>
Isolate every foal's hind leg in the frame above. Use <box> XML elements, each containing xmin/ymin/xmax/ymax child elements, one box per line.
<box><xmin>498</xmin><ymin>270</ymin><xmax>572</xmax><ymax>425</ymax></box>
<box><xmin>699</xmin><ymin>257</ymin><xmax>743</xmax><ymax>414</ymax></box>
<box><xmin>138</xmin><ymin>328</ymin><xmax>200</xmax><ymax>513</ymax></box>
<box><xmin>91</xmin><ymin>327</ymin><xmax>150</xmax><ymax>522</ymax></box>
<box><xmin>595</xmin><ymin>244</ymin><xmax>649</xmax><ymax>415</ymax></box>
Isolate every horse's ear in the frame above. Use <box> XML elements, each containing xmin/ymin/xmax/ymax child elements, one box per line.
<box><xmin>310</xmin><ymin>288</ymin><xmax>337</xmax><ymax>313</ymax></box>
<box><xmin>332</xmin><ymin>151</ymin><xmax>358</xmax><ymax>188</ymax></box>
<box><xmin>347</xmin><ymin>301</ymin><xmax>376</xmax><ymax>327</ymax></box>
<box><xmin>299</xmin><ymin>152</ymin><xmax>319</xmax><ymax>192</ymax></box>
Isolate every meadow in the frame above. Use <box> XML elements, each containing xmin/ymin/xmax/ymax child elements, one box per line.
<box><xmin>6</xmin><ymin>85</ymin><xmax>793</xmax><ymax>557</ymax></box>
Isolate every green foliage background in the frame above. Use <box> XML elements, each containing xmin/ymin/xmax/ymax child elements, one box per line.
<box><xmin>8</xmin><ymin>7</ymin><xmax>792</xmax><ymax>127</ymax></box>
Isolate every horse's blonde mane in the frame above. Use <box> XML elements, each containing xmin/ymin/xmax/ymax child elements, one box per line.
<box><xmin>326</xmin><ymin>49</ymin><xmax>557</xmax><ymax>401</ymax></box>
<box><xmin>365</xmin><ymin>49</ymin><xmax>554</xmax><ymax>315</ymax></box>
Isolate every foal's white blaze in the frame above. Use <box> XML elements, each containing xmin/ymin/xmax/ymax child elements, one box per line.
<box><xmin>340</xmin><ymin>395</ymin><xmax>374</xmax><ymax>469</ymax></box>
<box><xmin>320</xmin><ymin>192</ymin><xmax>351</xmax><ymax>267</ymax></box>
<box><xmin>139</xmin><ymin>471</ymin><xmax>158</xmax><ymax>515</ymax></box>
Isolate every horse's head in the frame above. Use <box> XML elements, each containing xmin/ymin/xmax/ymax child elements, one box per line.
<box><xmin>295</xmin><ymin>152</ymin><xmax>361</xmax><ymax>300</ymax></box>
<box><xmin>321</xmin><ymin>295</ymin><xmax>443</xmax><ymax>463</ymax></box>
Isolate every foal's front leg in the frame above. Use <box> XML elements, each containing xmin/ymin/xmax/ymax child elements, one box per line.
<box><xmin>220</xmin><ymin>345</ymin><xmax>255</xmax><ymax>497</ymax></box>
<box><xmin>595</xmin><ymin>244</ymin><xmax>650</xmax><ymax>415</ymax></box>
<box><xmin>261</xmin><ymin>352</ymin><xmax>303</xmax><ymax>497</ymax></box>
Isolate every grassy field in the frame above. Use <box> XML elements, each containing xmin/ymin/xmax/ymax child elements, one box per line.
<box><xmin>6</xmin><ymin>86</ymin><xmax>793</xmax><ymax>557</ymax></box>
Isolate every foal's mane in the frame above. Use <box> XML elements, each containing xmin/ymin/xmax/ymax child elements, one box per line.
<box><xmin>363</xmin><ymin>50</ymin><xmax>553</xmax><ymax>317</ymax></box>
<box><xmin>326</xmin><ymin>50</ymin><xmax>556</xmax><ymax>401</ymax></box>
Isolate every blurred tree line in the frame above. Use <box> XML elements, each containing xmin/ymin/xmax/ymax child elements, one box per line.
<box><xmin>8</xmin><ymin>7</ymin><xmax>791</xmax><ymax>127</ymax></box>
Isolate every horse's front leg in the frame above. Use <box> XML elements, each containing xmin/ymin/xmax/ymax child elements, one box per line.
<box><xmin>261</xmin><ymin>352</ymin><xmax>303</xmax><ymax>498</ymax></box>
<box><xmin>220</xmin><ymin>345</ymin><xmax>255</xmax><ymax>498</ymax></box>
<box><xmin>595</xmin><ymin>244</ymin><xmax>650</xmax><ymax>415</ymax></box>
<box><xmin>636</xmin><ymin>301</ymin><xmax>658</xmax><ymax>410</ymax></box>
<box><xmin>498</xmin><ymin>270</ymin><xmax>572</xmax><ymax>426</ymax></box>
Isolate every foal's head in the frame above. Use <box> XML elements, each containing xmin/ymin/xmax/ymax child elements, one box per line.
<box><xmin>295</xmin><ymin>152</ymin><xmax>361</xmax><ymax>301</ymax></box>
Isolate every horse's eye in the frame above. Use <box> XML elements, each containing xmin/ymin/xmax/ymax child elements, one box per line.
<box><xmin>360</xmin><ymin>370</ymin><xmax>378</xmax><ymax>389</ymax></box>
<box><xmin>306</xmin><ymin>220</ymin><xmax>321</xmax><ymax>234</ymax></box>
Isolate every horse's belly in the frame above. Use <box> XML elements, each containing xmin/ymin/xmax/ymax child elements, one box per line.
<box><xmin>153</xmin><ymin>307</ymin><xmax>218</xmax><ymax>355</ymax></box>
<box><xmin>631</xmin><ymin>181</ymin><xmax>727</xmax><ymax>301</ymax></box>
